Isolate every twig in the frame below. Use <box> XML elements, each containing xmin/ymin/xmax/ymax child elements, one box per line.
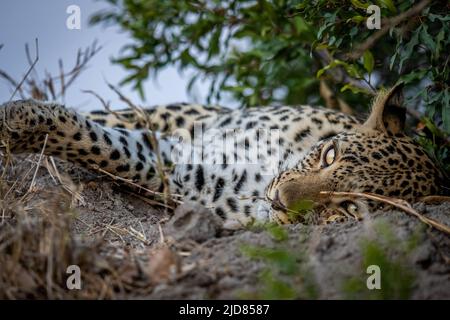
<box><xmin>0</xmin><ymin>40</ymin><xmax>101</xmax><ymax>102</ymax></box>
<box><xmin>124</xmin><ymin>190</ymin><xmax>174</xmax><ymax>209</ymax></box>
<box><xmin>314</xmin><ymin>49</ymin><xmax>376</xmax><ymax>95</ymax></box>
<box><xmin>128</xmin><ymin>226</ymin><xmax>150</xmax><ymax>245</ymax></box>
<box><xmin>418</xmin><ymin>195</ymin><xmax>450</xmax><ymax>204</ymax></box>
<box><xmin>105</xmin><ymin>82</ymin><xmax>175</xmax><ymax>209</ymax></box>
<box><xmin>28</xmin><ymin>134</ymin><xmax>48</xmax><ymax>194</ymax></box>
<box><xmin>0</xmin><ymin>70</ymin><xmax>25</xmax><ymax>99</ymax></box>
<box><xmin>82</xmin><ymin>89</ymin><xmax>133</xmax><ymax>124</ymax></box>
<box><xmin>158</xmin><ymin>223</ymin><xmax>165</xmax><ymax>244</ymax></box>
<box><xmin>60</xmin><ymin>42</ymin><xmax>102</xmax><ymax>96</ymax></box>
<box><xmin>25</xmin><ymin>42</ymin><xmax>41</xmax><ymax>84</ymax></box>
<box><xmin>92</xmin><ymin>166</ymin><xmax>183</xmax><ymax>203</ymax></box>
<box><xmin>9</xmin><ymin>38</ymin><xmax>39</xmax><ymax>102</ymax></box>
<box><xmin>320</xmin><ymin>191</ymin><xmax>450</xmax><ymax>235</ymax></box>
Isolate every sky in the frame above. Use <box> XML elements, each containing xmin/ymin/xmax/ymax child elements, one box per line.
<box><xmin>0</xmin><ymin>0</ymin><xmax>211</xmax><ymax>112</ymax></box>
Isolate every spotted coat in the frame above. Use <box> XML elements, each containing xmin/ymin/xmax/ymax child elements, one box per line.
<box><xmin>0</xmin><ymin>85</ymin><xmax>445</xmax><ymax>227</ymax></box>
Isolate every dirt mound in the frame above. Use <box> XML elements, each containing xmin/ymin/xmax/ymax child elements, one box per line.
<box><xmin>0</xmin><ymin>156</ymin><xmax>449</xmax><ymax>299</ymax></box>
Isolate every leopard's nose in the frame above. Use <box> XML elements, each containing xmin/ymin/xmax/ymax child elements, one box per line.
<box><xmin>270</xmin><ymin>189</ymin><xmax>286</xmax><ymax>211</ymax></box>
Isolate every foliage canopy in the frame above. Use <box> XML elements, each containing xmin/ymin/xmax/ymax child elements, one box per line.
<box><xmin>91</xmin><ymin>0</ymin><xmax>450</xmax><ymax>173</ymax></box>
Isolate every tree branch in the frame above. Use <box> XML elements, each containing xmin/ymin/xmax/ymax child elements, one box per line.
<box><xmin>314</xmin><ymin>49</ymin><xmax>376</xmax><ymax>95</ymax></box>
<box><xmin>348</xmin><ymin>0</ymin><xmax>431</xmax><ymax>60</ymax></box>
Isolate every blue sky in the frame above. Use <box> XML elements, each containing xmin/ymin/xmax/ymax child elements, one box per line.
<box><xmin>0</xmin><ymin>0</ymin><xmax>210</xmax><ymax>111</ymax></box>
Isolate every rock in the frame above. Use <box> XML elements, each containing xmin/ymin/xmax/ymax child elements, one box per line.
<box><xmin>165</xmin><ymin>202</ymin><xmax>223</xmax><ymax>243</ymax></box>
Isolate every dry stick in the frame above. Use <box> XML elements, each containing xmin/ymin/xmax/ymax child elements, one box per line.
<box><xmin>1</xmin><ymin>41</ymin><xmax>101</xmax><ymax>103</ymax></box>
<box><xmin>9</xmin><ymin>38</ymin><xmax>39</xmax><ymax>102</ymax></box>
<box><xmin>1</xmin><ymin>154</ymin><xmax>36</xmax><ymax>198</ymax></box>
<box><xmin>320</xmin><ymin>191</ymin><xmax>450</xmax><ymax>235</ymax></box>
<box><xmin>27</xmin><ymin>134</ymin><xmax>49</xmax><ymax>194</ymax></box>
<box><xmin>106</xmin><ymin>82</ymin><xmax>175</xmax><ymax>209</ymax></box>
<box><xmin>0</xmin><ymin>70</ymin><xmax>25</xmax><ymax>99</ymax></box>
<box><xmin>128</xmin><ymin>226</ymin><xmax>149</xmax><ymax>245</ymax></box>
<box><xmin>24</xmin><ymin>42</ymin><xmax>39</xmax><ymax>84</ymax></box>
<box><xmin>86</xmin><ymin>84</ymin><xmax>173</xmax><ymax>206</ymax></box>
<box><xmin>60</xmin><ymin>43</ymin><xmax>102</xmax><ymax>98</ymax></box>
<box><xmin>83</xmin><ymin>88</ymin><xmax>180</xmax><ymax>210</ymax></box>
<box><xmin>82</xmin><ymin>89</ymin><xmax>132</xmax><ymax>124</ymax></box>
<box><xmin>348</xmin><ymin>0</ymin><xmax>432</xmax><ymax>60</ymax></box>
<box><xmin>124</xmin><ymin>190</ymin><xmax>174</xmax><ymax>209</ymax></box>
<box><xmin>59</xmin><ymin>59</ymin><xmax>65</xmax><ymax>100</ymax></box>
<box><xmin>1</xmin><ymin>39</ymin><xmax>39</xmax><ymax>134</ymax></box>
<box><xmin>45</xmin><ymin>157</ymin><xmax>85</xmax><ymax>206</ymax></box>
<box><xmin>92</xmin><ymin>166</ymin><xmax>183</xmax><ymax>203</ymax></box>
<box><xmin>419</xmin><ymin>195</ymin><xmax>450</xmax><ymax>204</ymax></box>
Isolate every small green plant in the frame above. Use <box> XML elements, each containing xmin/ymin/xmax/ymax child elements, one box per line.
<box><xmin>286</xmin><ymin>199</ymin><xmax>315</xmax><ymax>223</ymax></box>
<box><xmin>239</xmin><ymin>223</ymin><xmax>319</xmax><ymax>299</ymax></box>
<box><xmin>416</xmin><ymin>118</ymin><xmax>450</xmax><ymax>179</ymax></box>
<box><xmin>256</xmin><ymin>269</ymin><xmax>298</xmax><ymax>300</ymax></box>
<box><xmin>342</xmin><ymin>221</ymin><xmax>421</xmax><ymax>300</ymax></box>
<box><xmin>264</xmin><ymin>223</ymin><xmax>289</xmax><ymax>242</ymax></box>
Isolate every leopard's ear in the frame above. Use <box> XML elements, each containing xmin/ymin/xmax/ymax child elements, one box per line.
<box><xmin>364</xmin><ymin>82</ymin><xmax>406</xmax><ymax>135</ymax></box>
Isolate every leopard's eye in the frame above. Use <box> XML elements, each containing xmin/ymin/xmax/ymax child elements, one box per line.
<box><xmin>322</xmin><ymin>145</ymin><xmax>336</xmax><ymax>167</ymax></box>
<box><xmin>346</xmin><ymin>202</ymin><xmax>358</xmax><ymax>216</ymax></box>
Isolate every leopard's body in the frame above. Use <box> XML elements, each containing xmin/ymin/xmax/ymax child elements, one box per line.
<box><xmin>0</xmin><ymin>85</ymin><xmax>445</xmax><ymax>227</ymax></box>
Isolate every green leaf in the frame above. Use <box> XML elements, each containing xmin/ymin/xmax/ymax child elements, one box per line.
<box><xmin>377</xmin><ymin>0</ymin><xmax>396</xmax><ymax>13</ymax></box>
<box><xmin>389</xmin><ymin>51</ymin><xmax>398</xmax><ymax>71</ymax></box>
<box><xmin>351</xmin><ymin>0</ymin><xmax>369</xmax><ymax>9</ymax></box>
<box><xmin>443</xmin><ymin>89</ymin><xmax>450</xmax><ymax>133</ymax></box>
<box><xmin>362</xmin><ymin>50</ymin><xmax>374</xmax><ymax>74</ymax></box>
<box><xmin>428</xmin><ymin>13</ymin><xmax>450</xmax><ymax>22</ymax></box>
<box><xmin>349</xmin><ymin>26</ymin><xmax>358</xmax><ymax>38</ymax></box>
<box><xmin>419</xmin><ymin>25</ymin><xmax>436</xmax><ymax>54</ymax></box>
<box><xmin>328</xmin><ymin>36</ymin><xmax>336</xmax><ymax>46</ymax></box>
<box><xmin>434</xmin><ymin>29</ymin><xmax>445</xmax><ymax>58</ymax></box>
<box><xmin>317</xmin><ymin>59</ymin><xmax>361</xmax><ymax>79</ymax></box>
<box><xmin>347</xmin><ymin>15</ymin><xmax>365</xmax><ymax>24</ymax></box>
<box><xmin>398</xmin><ymin>26</ymin><xmax>420</xmax><ymax>72</ymax></box>
<box><xmin>259</xmin><ymin>270</ymin><xmax>297</xmax><ymax>299</ymax></box>
<box><xmin>288</xmin><ymin>199</ymin><xmax>314</xmax><ymax>213</ymax></box>
<box><xmin>340</xmin><ymin>83</ymin><xmax>369</xmax><ymax>94</ymax></box>
<box><xmin>240</xmin><ymin>245</ymin><xmax>298</xmax><ymax>275</ymax></box>
<box><xmin>265</xmin><ymin>223</ymin><xmax>289</xmax><ymax>242</ymax></box>
<box><xmin>399</xmin><ymin>69</ymin><xmax>428</xmax><ymax>84</ymax></box>
<box><xmin>317</xmin><ymin>24</ymin><xmax>329</xmax><ymax>40</ymax></box>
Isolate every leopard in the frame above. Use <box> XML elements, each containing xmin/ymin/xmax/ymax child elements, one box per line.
<box><xmin>0</xmin><ymin>83</ymin><xmax>446</xmax><ymax>228</ymax></box>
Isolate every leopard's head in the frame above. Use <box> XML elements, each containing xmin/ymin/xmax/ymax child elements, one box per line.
<box><xmin>265</xmin><ymin>84</ymin><xmax>446</xmax><ymax>224</ymax></box>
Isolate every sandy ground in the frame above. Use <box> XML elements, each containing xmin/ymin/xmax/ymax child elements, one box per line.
<box><xmin>1</xmin><ymin>156</ymin><xmax>449</xmax><ymax>299</ymax></box>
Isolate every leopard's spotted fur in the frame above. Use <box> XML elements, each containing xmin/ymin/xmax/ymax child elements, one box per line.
<box><xmin>0</xmin><ymin>85</ymin><xmax>445</xmax><ymax>227</ymax></box>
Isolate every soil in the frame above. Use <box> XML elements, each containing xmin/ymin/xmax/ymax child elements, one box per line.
<box><xmin>3</xmin><ymin>157</ymin><xmax>450</xmax><ymax>299</ymax></box>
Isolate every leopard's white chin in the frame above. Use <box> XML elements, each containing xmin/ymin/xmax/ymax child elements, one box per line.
<box><xmin>256</xmin><ymin>201</ymin><xmax>271</xmax><ymax>222</ymax></box>
<box><xmin>256</xmin><ymin>201</ymin><xmax>292</xmax><ymax>224</ymax></box>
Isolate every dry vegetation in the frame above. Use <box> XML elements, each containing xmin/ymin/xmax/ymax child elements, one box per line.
<box><xmin>0</xmin><ymin>41</ymin><xmax>182</xmax><ymax>299</ymax></box>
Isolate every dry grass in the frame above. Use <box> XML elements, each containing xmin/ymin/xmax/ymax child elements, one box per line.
<box><xmin>0</xmin><ymin>41</ymin><xmax>183</xmax><ymax>299</ymax></box>
<box><xmin>0</xmin><ymin>40</ymin><xmax>101</xmax><ymax>102</ymax></box>
<box><xmin>0</xmin><ymin>151</ymin><xmax>189</xmax><ymax>299</ymax></box>
<box><xmin>0</xmin><ymin>152</ymin><xmax>116</xmax><ymax>298</ymax></box>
